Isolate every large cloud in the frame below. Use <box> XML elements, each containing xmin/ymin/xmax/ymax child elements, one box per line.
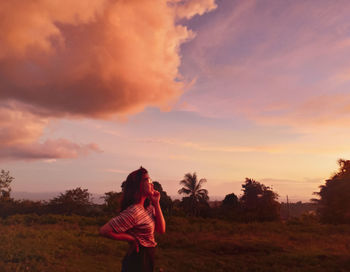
<box><xmin>0</xmin><ymin>0</ymin><xmax>216</xmax><ymax>118</ymax></box>
<box><xmin>0</xmin><ymin>0</ymin><xmax>217</xmax><ymax>161</ymax></box>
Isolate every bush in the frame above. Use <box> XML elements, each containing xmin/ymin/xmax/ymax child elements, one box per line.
<box><xmin>313</xmin><ymin>159</ymin><xmax>350</xmax><ymax>224</ymax></box>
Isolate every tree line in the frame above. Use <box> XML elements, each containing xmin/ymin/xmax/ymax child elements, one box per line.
<box><xmin>1</xmin><ymin>159</ymin><xmax>350</xmax><ymax>224</ymax></box>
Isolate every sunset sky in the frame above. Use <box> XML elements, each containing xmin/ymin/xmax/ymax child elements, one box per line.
<box><xmin>1</xmin><ymin>0</ymin><xmax>349</xmax><ymax>202</ymax></box>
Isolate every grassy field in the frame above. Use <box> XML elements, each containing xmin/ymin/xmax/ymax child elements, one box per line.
<box><xmin>0</xmin><ymin>214</ymin><xmax>350</xmax><ymax>272</ymax></box>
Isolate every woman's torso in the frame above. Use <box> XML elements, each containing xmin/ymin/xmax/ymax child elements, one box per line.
<box><xmin>109</xmin><ymin>204</ymin><xmax>157</xmax><ymax>247</ymax></box>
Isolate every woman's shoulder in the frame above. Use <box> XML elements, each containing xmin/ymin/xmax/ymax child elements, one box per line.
<box><xmin>123</xmin><ymin>203</ymin><xmax>153</xmax><ymax>215</ymax></box>
<box><xmin>121</xmin><ymin>204</ymin><xmax>139</xmax><ymax>215</ymax></box>
<box><xmin>125</xmin><ymin>204</ymin><xmax>148</xmax><ymax>214</ymax></box>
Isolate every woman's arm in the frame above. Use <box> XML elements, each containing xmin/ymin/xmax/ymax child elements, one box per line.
<box><xmin>99</xmin><ymin>223</ymin><xmax>139</xmax><ymax>252</ymax></box>
<box><xmin>151</xmin><ymin>191</ymin><xmax>166</xmax><ymax>234</ymax></box>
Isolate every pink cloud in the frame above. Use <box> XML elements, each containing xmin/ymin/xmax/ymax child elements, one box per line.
<box><xmin>174</xmin><ymin>0</ymin><xmax>217</xmax><ymax>19</ymax></box>
<box><xmin>0</xmin><ymin>0</ymin><xmax>216</xmax><ymax>118</ymax></box>
<box><xmin>0</xmin><ymin>0</ymin><xmax>217</xmax><ymax>161</ymax></box>
<box><xmin>0</xmin><ymin>139</ymin><xmax>101</xmax><ymax>161</ymax></box>
<box><xmin>0</xmin><ymin>104</ymin><xmax>101</xmax><ymax>161</ymax></box>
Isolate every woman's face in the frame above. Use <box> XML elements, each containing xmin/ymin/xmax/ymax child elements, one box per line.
<box><xmin>140</xmin><ymin>173</ymin><xmax>154</xmax><ymax>197</ymax></box>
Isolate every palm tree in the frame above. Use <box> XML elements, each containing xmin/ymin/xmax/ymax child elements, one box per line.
<box><xmin>178</xmin><ymin>172</ymin><xmax>209</xmax><ymax>216</ymax></box>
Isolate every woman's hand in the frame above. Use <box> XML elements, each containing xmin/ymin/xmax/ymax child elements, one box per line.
<box><xmin>150</xmin><ymin>190</ymin><xmax>160</xmax><ymax>206</ymax></box>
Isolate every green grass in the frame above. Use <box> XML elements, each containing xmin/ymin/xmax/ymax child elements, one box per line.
<box><xmin>0</xmin><ymin>214</ymin><xmax>349</xmax><ymax>271</ymax></box>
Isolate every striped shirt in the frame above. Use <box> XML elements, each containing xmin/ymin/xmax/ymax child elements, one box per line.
<box><xmin>108</xmin><ymin>204</ymin><xmax>157</xmax><ymax>247</ymax></box>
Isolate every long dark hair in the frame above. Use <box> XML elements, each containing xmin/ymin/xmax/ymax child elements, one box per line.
<box><xmin>120</xmin><ymin>167</ymin><xmax>150</xmax><ymax>211</ymax></box>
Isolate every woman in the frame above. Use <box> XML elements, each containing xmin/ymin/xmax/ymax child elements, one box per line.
<box><xmin>100</xmin><ymin>167</ymin><xmax>166</xmax><ymax>272</ymax></box>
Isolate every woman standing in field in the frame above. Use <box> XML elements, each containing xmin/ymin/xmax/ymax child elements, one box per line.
<box><xmin>100</xmin><ymin>167</ymin><xmax>166</xmax><ymax>272</ymax></box>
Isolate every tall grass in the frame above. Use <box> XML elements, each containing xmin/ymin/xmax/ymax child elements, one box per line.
<box><xmin>0</xmin><ymin>214</ymin><xmax>349</xmax><ymax>271</ymax></box>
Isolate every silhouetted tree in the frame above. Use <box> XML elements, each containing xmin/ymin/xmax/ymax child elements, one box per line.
<box><xmin>49</xmin><ymin>187</ymin><xmax>92</xmax><ymax>215</ymax></box>
<box><xmin>178</xmin><ymin>172</ymin><xmax>209</xmax><ymax>216</ymax></box>
<box><xmin>8</xmin><ymin>200</ymin><xmax>48</xmax><ymax>216</ymax></box>
<box><xmin>171</xmin><ymin>199</ymin><xmax>186</xmax><ymax>216</ymax></box>
<box><xmin>222</xmin><ymin>193</ymin><xmax>239</xmax><ymax>208</ymax></box>
<box><xmin>0</xmin><ymin>170</ymin><xmax>13</xmax><ymax>217</ymax></box>
<box><xmin>214</xmin><ymin>193</ymin><xmax>240</xmax><ymax>220</ymax></box>
<box><xmin>102</xmin><ymin>191</ymin><xmax>123</xmax><ymax>214</ymax></box>
<box><xmin>0</xmin><ymin>169</ymin><xmax>14</xmax><ymax>201</ymax></box>
<box><xmin>153</xmin><ymin>181</ymin><xmax>173</xmax><ymax>216</ymax></box>
<box><xmin>313</xmin><ymin>159</ymin><xmax>350</xmax><ymax>224</ymax></box>
<box><xmin>240</xmin><ymin>178</ymin><xmax>280</xmax><ymax>221</ymax></box>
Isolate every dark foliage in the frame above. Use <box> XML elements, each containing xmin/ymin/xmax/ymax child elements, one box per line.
<box><xmin>0</xmin><ymin>169</ymin><xmax>14</xmax><ymax>201</ymax></box>
<box><xmin>214</xmin><ymin>193</ymin><xmax>240</xmax><ymax>220</ymax></box>
<box><xmin>240</xmin><ymin>178</ymin><xmax>280</xmax><ymax>222</ymax></box>
<box><xmin>153</xmin><ymin>181</ymin><xmax>173</xmax><ymax>216</ymax></box>
<box><xmin>313</xmin><ymin>159</ymin><xmax>350</xmax><ymax>224</ymax></box>
<box><xmin>222</xmin><ymin>193</ymin><xmax>239</xmax><ymax>208</ymax></box>
<box><xmin>0</xmin><ymin>199</ymin><xmax>50</xmax><ymax>218</ymax></box>
<box><xmin>171</xmin><ymin>199</ymin><xmax>186</xmax><ymax>216</ymax></box>
<box><xmin>181</xmin><ymin>196</ymin><xmax>210</xmax><ymax>217</ymax></box>
<box><xmin>101</xmin><ymin>191</ymin><xmax>123</xmax><ymax>215</ymax></box>
<box><xmin>178</xmin><ymin>172</ymin><xmax>209</xmax><ymax>216</ymax></box>
<box><xmin>48</xmin><ymin>187</ymin><xmax>94</xmax><ymax>215</ymax></box>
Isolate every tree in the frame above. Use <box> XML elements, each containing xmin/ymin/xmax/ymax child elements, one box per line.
<box><xmin>178</xmin><ymin>172</ymin><xmax>209</xmax><ymax>216</ymax></box>
<box><xmin>207</xmin><ymin>193</ymin><xmax>240</xmax><ymax>220</ymax></box>
<box><xmin>102</xmin><ymin>191</ymin><xmax>123</xmax><ymax>214</ymax></box>
<box><xmin>49</xmin><ymin>187</ymin><xmax>92</xmax><ymax>215</ymax></box>
<box><xmin>153</xmin><ymin>181</ymin><xmax>173</xmax><ymax>215</ymax></box>
<box><xmin>313</xmin><ymin>159</ymin><xmax>350</xmax><ymax>224</ymax></box>
<box><xmin>222</xmin><ymin>193</ymin><xmax>239</xmax><ymax>208</ymax></box>
<box><xmin>0</xmin><ymin>169</ymin><xmax>14</xmax><ymax>200</ymax></box>
<box><xmin>240</xmin><ymin>178</ymin><xmax>280</xmax><ymax>221</ymax></box>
